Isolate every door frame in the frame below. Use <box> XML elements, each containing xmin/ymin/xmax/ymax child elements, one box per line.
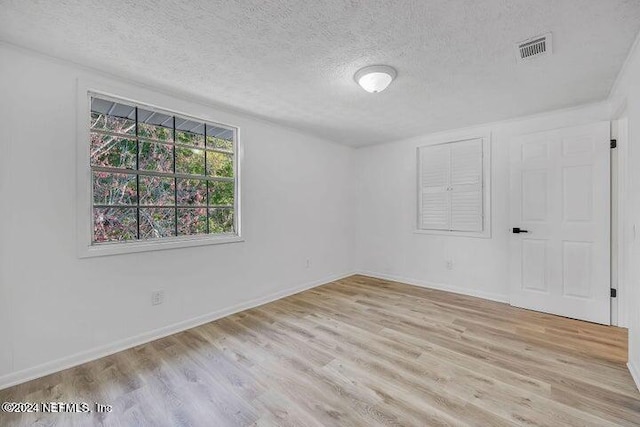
<box><xmin>612</xmin><ymin>108</ymin><xmax>629</xmax><ymax>328</ymax></box>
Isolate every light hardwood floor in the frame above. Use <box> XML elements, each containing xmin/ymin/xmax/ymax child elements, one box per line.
<box><xmin>1</xmin><ymin>275</ymin><xmax>638</xmax><ymax>426</ymax></box>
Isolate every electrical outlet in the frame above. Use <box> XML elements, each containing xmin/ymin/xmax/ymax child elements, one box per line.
<box><xmin>151</xmin><ymin>290</ymin><xmax>164</xmax><ymax>306</ymax></box>
<box><xmin>446</xmin><ymin>260</ymin><xmax>454</xmax><ymax>270</ymax></box>
<box><xmin>305</xmin><ymin>259</ymin><xmax>311</xmax><ymax>269</ymax></box>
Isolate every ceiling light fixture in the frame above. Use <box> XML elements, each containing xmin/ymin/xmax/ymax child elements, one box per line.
<box><xmin>354</xmin><ymin>65</ymin><xmax>397</xmax><ymax>93</ymax></box>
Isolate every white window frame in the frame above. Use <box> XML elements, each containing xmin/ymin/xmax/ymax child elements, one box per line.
<box><xmin>76</xmin><ymin>77</ymin><xmax>243</xmax><ymax>258</ymax></box>
<box><xmin>415</xmin><ymin>132</ymin><xmax>491</xmax><ymax>238</ymax></box>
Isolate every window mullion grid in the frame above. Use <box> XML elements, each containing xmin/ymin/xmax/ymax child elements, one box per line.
<box><xmin>116</xmin><ymin>132</ymin><xmax>231</xmax><ymax>155</ymax></box>
<box><xmin>135</xmin><ymin>106</ymin><xmax>141</xmax><ymax>240</ymax></box>
<box><xmin>94</xmin><ymin>204</ymin><xmax>226</xmax><ymax>209</ymax></box>
<box><xmin>91</xmin><ymin>165</ymin><xmax>233</xmax><ymax>182</ymax></box>
<box><xmin>173</xmin><ymin>116</ymin><xmax>178</xmax><ymax>237</ymax></box>
<box><xmin>204</xmin><ymin>125</ymin><xmax>210</xmax><ymax>235</ymax></box>
<box><xmin>90</xmin><ymin>95</ymin><xmax>238</xmax><ymax>244</ymax></box>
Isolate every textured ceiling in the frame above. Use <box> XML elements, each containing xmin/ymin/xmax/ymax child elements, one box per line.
<box><xmin>1</xmin><ymin>0</ymin><xmax>640</xmax><ymax>146</ymax></box>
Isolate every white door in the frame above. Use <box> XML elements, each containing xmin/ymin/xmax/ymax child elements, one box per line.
<box><xmin>509</xmin><ymin>122</ymin><xmax>610</xmax><ymax>324</ymax></box>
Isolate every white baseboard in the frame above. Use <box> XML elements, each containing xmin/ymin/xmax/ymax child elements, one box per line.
<box><xmin>629</xmin><ymin>361</ymin><xmax>640</xmax><ymax>392</ymax></box>
<box><xmin>356</xmin><ymin>271</ymin><xmax>509</xmax><ymax>304</ymax></box>
<box><xmin>0</xmin><ymin>272</ymin><xmax>354</xmax><ymax>390</ymax></box>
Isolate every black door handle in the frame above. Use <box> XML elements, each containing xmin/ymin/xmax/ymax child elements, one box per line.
<box><xmin>513</xmin><ymin>227</ymin><xmax>529</xmax><ymax>234</ymax></box>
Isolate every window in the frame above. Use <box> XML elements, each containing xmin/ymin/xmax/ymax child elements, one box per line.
<box><xmin>417</xmin><ymin>136</ymin><xmax>491</xmax><ymax>237</ymax></box>
<box><xmin>89</xmin><ymin>94</ymin><xmax>238</xmax><ymax>245</ymax></box>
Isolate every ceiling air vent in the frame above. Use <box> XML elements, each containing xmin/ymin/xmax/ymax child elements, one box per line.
<box><xmin>515</xmin><ymin>33</ymin><xmax>552</xmax><ymax>63</ymax></box>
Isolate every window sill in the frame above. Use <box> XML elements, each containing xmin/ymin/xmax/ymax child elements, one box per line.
<box><xmin>413</xmin><ymin>229</ymin><xmax>491</xmax><ymax>239</ymax></box>
<box><xmin>78</xmin><ymin>234</ymin><xmax>244</xmax><ymax>258</ymax></box>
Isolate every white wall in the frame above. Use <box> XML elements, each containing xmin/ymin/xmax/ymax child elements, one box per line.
<box><xmin>0</xmin><ymin>44</ymin><xmax>355</xmax><ymax>388</ymax></box>
<box><xmin>610</xmin><ymin>33</ymin><xmax>640</xmax><ymax>389</ymax></box>
<box><xmin>2</xmin><ymin>35</ymin><xmax>639</xmax><ymax>392</ymax></box>
<box><xmin>0</xmin><ymin>45</ymin><xmax>11</xmax><ymax>386</ymax></box>
<box><xmin>354</xmin><ymin>102</ymin><xmax>611</xmax><ymax>303</ymax></box>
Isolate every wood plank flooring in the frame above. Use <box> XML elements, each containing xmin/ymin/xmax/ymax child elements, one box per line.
<box><xmin>1</xmin><ymin>275</ymin><xmax>638</xmax><ymax>426</ymax></box>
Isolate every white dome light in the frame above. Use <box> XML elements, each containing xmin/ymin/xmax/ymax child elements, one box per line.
<box><xmin>354</xmin><ymin>65</ymin><xmax>397</xmax><ymax>93</ymax></box>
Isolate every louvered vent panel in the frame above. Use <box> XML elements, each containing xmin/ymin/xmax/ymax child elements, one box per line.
<box><xmin>516</xmin><ymin>33</ymin><xmax>552</xmax><ymax>63</ymax></box>
<box><xmin>451</xmin><ymin>191</ymin><xmax>483</xmax><ymax>232</ymax></box>
<box><xmin>420</xmin><ymin>145</ymin><xmax>449</xmax><ymax>188</ymax></box>
<box><xmin>421</xmin><ymin>192</ymin><xmax>449</xmax><ymax>230</ymax></box>
<box><xmin>418</xmin><ymin>138</ymin><xmax>485</xmax><ymax>232</ymax></box>
<box><xmin>451</xmin><ymin>139</ymin><xmax>482</xmax><ymax>185</ymax></box>
<box><xmin>520</xmin><ymin>38</ymin><xmax>545</xmax><ymax>59</ymax></box>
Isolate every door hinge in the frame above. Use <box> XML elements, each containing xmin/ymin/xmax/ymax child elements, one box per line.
<box><xmin>611</xmin><ymin>139</ymin><xmax>617</xmax><ymax>149</ymax></box>
<box><xmin>611</xmin><ymin>288</ymin><xmax>617</xmax><ymax>298</ymax></box>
